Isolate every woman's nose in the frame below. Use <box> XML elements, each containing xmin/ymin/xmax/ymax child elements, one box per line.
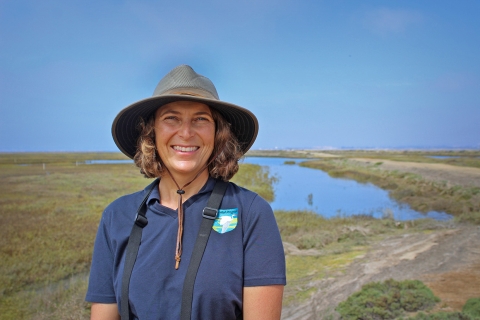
<box><xmin>177</xmin><ymin>121</ymin><xmax>194</xmax><ymax>138</ymax></box>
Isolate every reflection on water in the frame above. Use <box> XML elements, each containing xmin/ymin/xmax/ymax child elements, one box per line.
<box><xmin>242</xmin><ymin>157</ymin><xmax>452</xmax><ymax>221</ymax></box>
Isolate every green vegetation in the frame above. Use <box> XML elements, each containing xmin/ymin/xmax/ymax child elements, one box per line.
<box><xmin>462</xmin><ymin>297</ymin><xmax>480</xmax><ymax>319</ymax></box>
<box><xmin>231</xmin><ymin>163</ymin><xmax>278</xmax><ymax>202</ymax></box>
<box><xmin>0</xmin><ymin>153</ymin><xmax>276</xmax><ymax>319</ymax></box>
<box><xmin>463</xmin><ymin>297</ymin><xmax>480</xmax><ymax>319</ymax></box>
<box><xmin>336</xmin><ymin>279</ymin><xmax>440</xmax><ymax>319</ymax></box>
<box><xmin>300</xmin><ymin>159</ymin><xmax>480</xmax><ymax>223</ymax></box>
<box><xmin>1</xmin><ymin>275</ymin><xmax>91</xmax><ymax>320</ymax></box>
<box><xmin>336</xmin><ymin>279</ymin><xmax>480</xmax><ymax>320</ymax></box>
<box><xmin>0</xmin><ymin>152</ymin><xmax>130</xmax><ymax>164</ymax></box>
<box><xmin>0</xmin><ymin>157</ymin><xmax>146</xmax><ymax>319</ymax></box>
<box><xmin>408</xmin><ymin>311</ymin><xmax>473</xmax><ymax>319</ymax></box>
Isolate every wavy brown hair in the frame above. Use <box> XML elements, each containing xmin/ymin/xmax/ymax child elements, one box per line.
<box><xmin>133</xmin><ymin>106</ymin><xmax>243</xmax><ymax>181</ymax></box>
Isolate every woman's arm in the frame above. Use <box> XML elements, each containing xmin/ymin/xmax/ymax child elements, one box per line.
<box><xmin>90</xmin><ymin>303</ymin><xmax>120</xmax><ymax>320</ymax></box>
<box><xmin>243</xmin><ymin>285</ymin><xmax>284</xmax><ymax>320</ymax></box>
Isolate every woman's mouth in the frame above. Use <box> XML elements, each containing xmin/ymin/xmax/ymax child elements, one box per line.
<box><xmin>172</xmin><ymin>146</ymin><xmax>199</xmax><ymax>152</ymax></box>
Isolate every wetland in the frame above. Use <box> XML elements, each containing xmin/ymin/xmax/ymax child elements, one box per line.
<box><xmin>1</xmin><ymin>150</ymin><xmax>479</xmax><ymax>319</ymax></box>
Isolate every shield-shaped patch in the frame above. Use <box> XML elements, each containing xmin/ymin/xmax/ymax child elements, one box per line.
<box><xmin>212</xmin><ymin>208</ymin><xmax>238</xmax><ymax>234</ymax></box>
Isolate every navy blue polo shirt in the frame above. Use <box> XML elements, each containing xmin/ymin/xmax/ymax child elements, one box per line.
<box><xmin>86</xmin><ymin>177</ymin><xmax>286</xmax><ymax>320</ymax></box>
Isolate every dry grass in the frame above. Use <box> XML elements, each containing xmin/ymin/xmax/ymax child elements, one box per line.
<box><xmin>0</xmin><ymin>152</ymin><xmax>277</xmax><ymax>319</ymax></box>
<box><xmin>0</xmin><ymin>159</ymin><xmax>147</xmax><ymax>319</ymax></box>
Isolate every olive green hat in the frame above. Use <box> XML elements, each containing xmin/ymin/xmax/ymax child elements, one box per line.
<box><xmin>112</xmin><ymin>65</ymin><xmax>259</xmax><ymax>159</ymax></box>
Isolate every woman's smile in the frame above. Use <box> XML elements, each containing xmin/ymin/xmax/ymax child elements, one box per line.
<box><xmin>172</xmin><ymin>145</ymin><xmax>200</xmax><ymax>152</ymax></box>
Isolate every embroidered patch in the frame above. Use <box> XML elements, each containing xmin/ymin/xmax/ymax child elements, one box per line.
<box><xmin>212</xmin><ymin>208</ymin><xmax>238</xmax><ymax>234</ymax></box>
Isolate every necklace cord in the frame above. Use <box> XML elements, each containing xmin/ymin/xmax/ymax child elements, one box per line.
<box><xmin>163</xmin><ymin>142</ymin><xmax>226</xmax><ymax>269</ymax></box>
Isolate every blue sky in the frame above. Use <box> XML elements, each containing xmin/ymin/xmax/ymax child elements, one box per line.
<box><xmin>1</xmin><ymin>0</ymin><xmax>479</xmax><ymax>152</ymax></box>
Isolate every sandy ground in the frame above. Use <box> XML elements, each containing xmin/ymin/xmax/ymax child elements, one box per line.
<box><xmin>282</xmin><ymin>159</ymin><xmax>480</xmax><ymax>319</ymax></box>
<box><xmin>351</xmin><ymin>158</ymin><xmax>480</xmax><ymax>188</ymax></box>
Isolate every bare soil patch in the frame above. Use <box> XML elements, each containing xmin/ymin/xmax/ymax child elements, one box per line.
<box><xmin>351</xmin><ymin>158</ymin><xmax>480</xmax><ymax>188</ymax></box>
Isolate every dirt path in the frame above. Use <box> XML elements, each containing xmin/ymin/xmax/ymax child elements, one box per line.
<box><xmin>282</xmin><ymin>158</ymin><xmax>480</xmax><ymax>319</ymax></box>
<box><xmin>351</xmin><ymin>158</ymin><xmax>480</xmax><ymax>188</ymax></box>
<box><xmin>282</xmin><ymin>225</ymin><xmax>480</xmax><ymax>319</ymax></box>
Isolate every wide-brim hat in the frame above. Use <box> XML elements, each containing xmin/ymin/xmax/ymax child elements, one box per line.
<box><xmin>112</xmin><ymin>65</ymin><xmax>259</xmax><ymax>159</ymax></box>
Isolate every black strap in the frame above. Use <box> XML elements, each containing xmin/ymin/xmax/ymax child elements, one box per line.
<box><xmin>120</xmin><ymin>179</ymin><xmax>228</xmax><ymax>320</ymax></box>
<box><xmin>180</xmin><ymin>179</ymin><xmax>228</xmax><ymax>320</ymax></box>
<box><xmin>120</xmin><ymin>178</ymin><xmax>158</xmax><ymax>320</ymax></box>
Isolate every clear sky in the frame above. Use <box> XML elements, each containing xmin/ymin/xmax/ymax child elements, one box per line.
<box><xmin>1</xmin><ymin>0</ymin><xmax>479</xmax><ymax>152</ymax></box>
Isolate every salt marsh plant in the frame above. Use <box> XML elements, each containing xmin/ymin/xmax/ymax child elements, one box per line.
<box><xmin>0</xmin><ymin>153</ymin><xmax>276</xmax><ymax>319</ymax></box>
<box><xmin>336</xmin><ymin>279</ymin><xmax>440</xmax><ymax>319</ymax></box>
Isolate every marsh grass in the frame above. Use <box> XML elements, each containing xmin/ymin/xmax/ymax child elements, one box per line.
<box><xmin>0</xmin><ymin>160</ymin><xmax>148</xmax><ymax>319</ymax></box>
<box><xmin>0</xmin><ymin>152</ymin><xmax>129</xmax><ymax>165</ymax></box>
<box><xmin>2</xmin><ymin>274</ymin><xmax>91</xmax><ymax>320</ymax></box>
<box><xmin>231</xmin><ymin>163</ymin><xmax>278</xmax><ymax>202</ymax></box>
<box><xmin>0</xmin><ymin>153</ymin><xmax>277</xmax><ymax>319</ymax></box>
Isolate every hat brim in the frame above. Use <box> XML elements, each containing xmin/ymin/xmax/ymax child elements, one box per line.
<box><xmin>112</xmin><ymin>95</ymin><xmax>259</xmax><ymax>159</ymax></box>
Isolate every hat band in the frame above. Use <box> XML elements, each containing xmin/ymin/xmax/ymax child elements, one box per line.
<box><xmin>160</xmin><ymin>88</ymin><xmax>218</xmax><ymax>100</ymax></box>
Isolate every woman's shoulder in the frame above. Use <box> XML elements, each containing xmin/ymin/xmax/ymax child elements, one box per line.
<box><xmin>107</xmin><ymin>191</ymin><xmax>141</xmax><ymax>210</ymax></box>
<box><xmin>227</xmin><ymin>181</ymin><xmax>258</xmax><ymax>198</ymax></box>
<box><xmin>226</xmin><ymin>182</ymin><xmax>272</xmax><ymax>210</ymax></box>
<box><xmin>104</xmin><ymin>180</ymin><xmax>157</xmax><ymax>216</ymax></box>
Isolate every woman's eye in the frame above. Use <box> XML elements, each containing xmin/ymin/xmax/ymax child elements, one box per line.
<box><xmin>195</xmin><ymin>117</ymin><xmax>212</xmax><ymax>122</ymax></box>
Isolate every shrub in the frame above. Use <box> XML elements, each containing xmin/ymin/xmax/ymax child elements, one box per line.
<box><xmin>404</xmin><ymin>296</ymin><xmax>480</xmax><ymax>319</ymax></box>
<box><xmin>455</xmin><ymin>212</ymin><xmax>480</xmax><ymax>225</ymax></box>
<box><xmin>462</xmin><ymin>297</ymin><xmax>480</xmax><ymax>319</ymax></box>
<box><xmin>336</xmin><ymin>279</ymin><xmax>440</xmax><ymax>320</ymax></box>
<box><xmin>407</xmin><ymin>311</ymin><xmax>472</xmax><ymax>319</ymax></box>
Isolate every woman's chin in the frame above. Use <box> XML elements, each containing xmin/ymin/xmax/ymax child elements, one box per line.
<box><xmin>169</xmin><ymin>163</ymin><xmax>207</xmax><ymax>176</ymax></box>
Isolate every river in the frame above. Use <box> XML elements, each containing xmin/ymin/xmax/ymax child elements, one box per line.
<box><xmin>242</xmin><ymin>157</ymin><xmax>452</xmax><ymax>221</ymax></box>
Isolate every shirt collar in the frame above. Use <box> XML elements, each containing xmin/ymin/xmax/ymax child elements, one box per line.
<box><xmin>146</xmin><ymin>176</ymin><xmax>217</xmax><ymax>206</ymax></box>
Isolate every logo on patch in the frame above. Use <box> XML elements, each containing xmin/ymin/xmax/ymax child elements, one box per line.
<box><xmin>212</xmin><ymin>208</ymin><xmax>238</xmax><ymax>234</ymax></box>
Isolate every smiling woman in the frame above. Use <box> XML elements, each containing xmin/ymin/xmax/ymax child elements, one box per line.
<box><xmin>86</xmin><ymin>65</ymin><xmax>286</xmax><ymax>320</ymax></box>
<box><xmin>134</xmin><ymin>101</ymin><xmax>241</xmax><ymax>182</ymax></box>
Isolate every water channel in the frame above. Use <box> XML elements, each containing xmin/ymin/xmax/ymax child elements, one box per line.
<box><xmin>83</xmin><ymin>157</ymin><xmax>452</xmax><ymax>221</ymax></box>
<box><xmin>242</xmin><ymin>157</ymin><xmax>452</xmax><ymax>221</ymax></box>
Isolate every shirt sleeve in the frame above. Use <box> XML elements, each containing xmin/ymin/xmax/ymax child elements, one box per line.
<box><xmin>242</xmin><ymin>195</ymin><xmax>286</xmax><ymax>287</ymax></box>
<box><xmin>85</xmin><ymin>209</ymin><xmax>118</xmax><ymax>303</ymax></box>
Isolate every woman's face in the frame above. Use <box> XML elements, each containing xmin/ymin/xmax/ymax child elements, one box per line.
<box><xmin>154</xmin><ymin>101</ymin><xmax>215</xmax><ymax>178</ymax></box>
